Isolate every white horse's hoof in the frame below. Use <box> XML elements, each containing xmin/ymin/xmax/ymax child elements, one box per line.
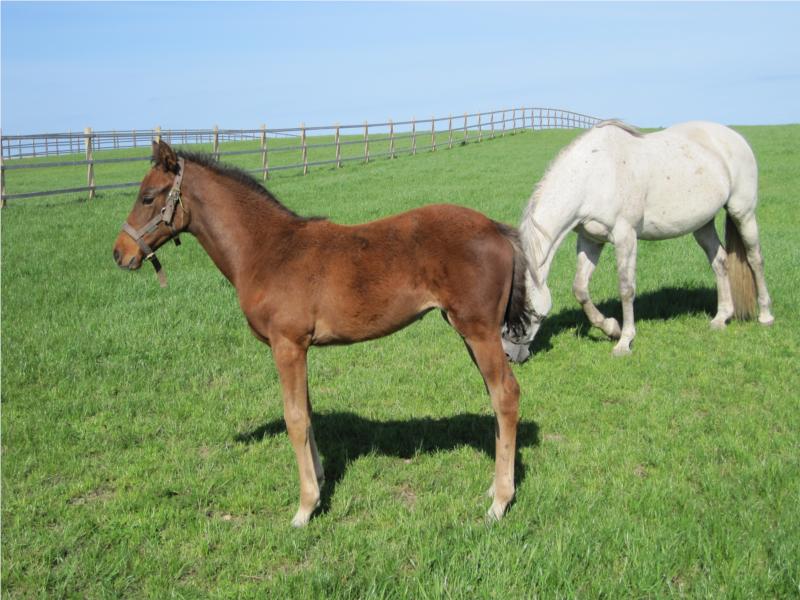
<box><xmin>612</xmin><ymin>343</ymin><xmax>632</xmax><ymax>357</ymax></box>
<box><xmin>602</xmin><ymin>318</ymin><xmax>621</xmax><ymax>339</ymax></box>
<box><xmin>710</xmin><ymin>318</ymin><xmax>728</xmax><ymax>330</ymax></box>
<box><xmin>759</xmin><ymin>314</ymin><xmax>775</xmax><ymax>326</ymax></box>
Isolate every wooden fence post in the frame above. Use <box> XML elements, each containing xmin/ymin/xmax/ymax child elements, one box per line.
<box><xmin>260</xmin><ymin>124</ymin><xmax>269</xmax><ymax>181</ymax></box>
<box><xmin>463</xmin><ymin>113</ymin><xmax>468</xmax><ymax>143</ymax></box>
<box><xmin>491</xmin><ymin>111</ymin><xmax>495</xmax><ymax>139</ymax></box>
<box><xmin>85</xmin><ymin>127</ymin><xmax>95</xmax><ymax>200</ymax></box>
<box><xmin>448</xmin><ymin>115</ymin><xmax>453</xmax><ymax>149</ymax></box>
<box><xmin>512</xmin><ymin>108</ymin><xmax>517</xmax><ymax>134</ymax></box>
<box><xmin>301</xmin><ymin>123</ymin><xmax>308</xmax><ymax>175</ymax></box>
<box><xmin>213</xmin><ymin>125</ymin><xmax>219</xmax><ymax>159</ymax></box>
<box><xmin>156</xmin><ymin>125</ymin><xmax>162</xmax><ymax>143</ymax></box>
<box><xmin>335</xmin><ymin>124</ymin><xmax>341</xmax><ymax>168</ymax></box>
<box><xmin>430</xmin><ymin>117</ymin><xmax>436</xmax><ymax>151</ymax></box>
<box><xmin>411</xmin><ymin>117</ymin><xmax>417</xmax><ymax>155</ymax></box>
<box><xmin>1</xmin><ymin>130</ymin><xmax>6</xmax><ymax>208</ymax></box>
<box><xmin>502</xmin><ymin>110</ymin><xmax>506</xmax><ymax>136</ymax></box>
<box><xmin>389</xmin><ymin>119</ymin><xmax>395</xmax><ymax>158</ymax></box>
<box><xmin>478</xmin><ymin>113</ymin><xmax>483</xmax><ymax>142</ymax></box>
<box><xmin>363</xmin><ymin>121</ymin><xmax>370</xmax><ymax>163</ymax></box>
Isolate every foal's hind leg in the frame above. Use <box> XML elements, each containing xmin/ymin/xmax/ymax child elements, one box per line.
<box><xmin>693</xmin><ymin>220</ymin><xmax>734</xmax><ymax>328</ymax></box>
<box><xmin>573</xmin><ymin>233</ymin><xmax>621</xmax><ymax>339</ymax></box>
<box><xmin>459</xmin><ymin>331</ymin><xmax>519</xmax><ymax>520</ymax></box>
<box><xmin>272</xmin><ymin>338</ymin><xmax>323</xmax><ymax>527</ymax></box>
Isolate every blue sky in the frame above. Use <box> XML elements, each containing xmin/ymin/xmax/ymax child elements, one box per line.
<box><xmin>2</xmin><ymin>2</ymin><xmax>799</xmax><ymax>134</ymax></box>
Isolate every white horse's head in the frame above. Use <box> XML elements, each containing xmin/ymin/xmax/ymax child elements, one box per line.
<box><xmin>502</xmin><ymin>272</ymin><xmax>551</xmax><ymax>363</ymax></box>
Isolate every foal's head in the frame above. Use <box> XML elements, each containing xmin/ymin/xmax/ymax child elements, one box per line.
<box><xmin>113</xmin><ymin>141</ymin><xmax>189</xmax><ymax>270</ymax></box>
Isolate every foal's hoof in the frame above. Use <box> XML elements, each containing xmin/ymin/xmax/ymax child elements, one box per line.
<box><xmin>602</xmin><ymin>318</ymin><xmax>622</xmax><ymax>340</ymax></box>
<box><xmin>291</xmin><ymin>499</ymin><xmax>321</xmax><ymax>528</ymax></box>
<box><xmin>291</xmin><ymin>510</ymin><xmax>312</xmax><ymax>528</ymax></box>
<box><xmin>486</xmin><ymin>500</ymin><xmax>507</xmax><ymax>523</ymax></box>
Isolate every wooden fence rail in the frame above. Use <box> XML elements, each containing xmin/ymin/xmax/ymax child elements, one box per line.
<box><xmin>0</xmin><ymin>107</ymin><xmax>601</xmax><ymax>205</ymax></box>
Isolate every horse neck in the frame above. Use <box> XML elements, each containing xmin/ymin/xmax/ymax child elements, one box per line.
<box><xmin>521</xmin><ymin>191</ymin><xmax>580</xmax><ymax>284</ymax></box>
<box><xmin>182</xmin><ymin>164</ymin><xmax>300</xmax><ymax>288</ymax></box>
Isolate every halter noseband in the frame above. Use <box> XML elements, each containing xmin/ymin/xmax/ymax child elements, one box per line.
<box><xmin>121</xmin><ymin>157</ymin><xmax>186</xmax><ymax>288</ymax></box>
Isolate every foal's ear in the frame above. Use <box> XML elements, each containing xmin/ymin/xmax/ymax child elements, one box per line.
<box><xmin>151</xmin><ymin>140</ymin><xmax>180</xmax><ymax>174</ymax></box>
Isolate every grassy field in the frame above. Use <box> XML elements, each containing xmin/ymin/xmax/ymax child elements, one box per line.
<box><xmin>2</xmin><ymin>125</ymin><xmax>799</xmax><ymax>598</ymax></box>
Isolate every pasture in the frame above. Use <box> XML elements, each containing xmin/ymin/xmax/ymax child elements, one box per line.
<box><xmin>2</xmin><ymin>125</ymin><xmax>799</xmax><ymax>597</ymax></box>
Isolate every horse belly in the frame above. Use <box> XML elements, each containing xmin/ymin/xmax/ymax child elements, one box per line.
<box><xmin>312</xmin><ymin>291</ymin><xmax>438</xmax><ymax>345</ymax></box>
<box><xmin>638</xmin><ymin>155</ymin><xmax>729</xmax><ymax>241</ymax></box>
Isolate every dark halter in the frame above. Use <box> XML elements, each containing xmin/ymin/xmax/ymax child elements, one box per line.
<box><xmin>121</xmin><ymin>157</ymin><xmax>186</xmax><ymax>288</ymax></box>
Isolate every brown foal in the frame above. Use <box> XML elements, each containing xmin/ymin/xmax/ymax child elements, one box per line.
<box><xmin>113</xmin><ymin>141</ymin><xmax>531</xmax><ymax>526</ymax></box>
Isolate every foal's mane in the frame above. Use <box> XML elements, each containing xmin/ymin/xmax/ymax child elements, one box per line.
<box><xmin>176</xmin><ymin>150</ymin><xmax>325</xmax><ymax>221</ymax></box>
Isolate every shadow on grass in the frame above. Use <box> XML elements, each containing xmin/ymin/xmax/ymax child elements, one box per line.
<box><xmin>236</xmin><ymin>411</ymin><xmax>539</xmax><ymax>515</ymax></box>
<box><xmin>531</xmin><ymin>285</ymin><xmax>718</xmax><ymax>354</ymax></box>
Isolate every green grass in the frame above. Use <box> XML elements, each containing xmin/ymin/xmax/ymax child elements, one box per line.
<box><xmin>3</xmin><ymin>125</ymin><xmax>799</xmax><ymax>598</ymax></box>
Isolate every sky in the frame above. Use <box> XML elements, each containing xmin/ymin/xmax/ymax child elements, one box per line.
<box><xmin>2</xmin><ymin>1</ymin><xmax>799</xmax><ymax>134</ymax></box>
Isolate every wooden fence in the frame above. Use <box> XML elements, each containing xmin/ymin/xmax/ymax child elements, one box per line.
<box><xmin>0</xmin><ymin>107</ymin><xmax>601</xmax><ymax>205</ymax></box>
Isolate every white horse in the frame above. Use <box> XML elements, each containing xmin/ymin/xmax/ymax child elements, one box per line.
<box><xmin>503</xmin><ymin>120</ymin><xmax>774</xmax><ymax>361</ymax></box>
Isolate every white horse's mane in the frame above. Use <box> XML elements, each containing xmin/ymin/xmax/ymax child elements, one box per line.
<box><xmin>594</xmin><ymin>119</ymin><xmax>644</xmax><ymax>137</ymax></box>
<box><xmin>527</xmin><ymin>119</ymin><xmax>643</xmax><ymax>209</ymax></box>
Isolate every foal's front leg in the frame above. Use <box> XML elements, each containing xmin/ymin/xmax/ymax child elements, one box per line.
<box><xmin>463</xmin><ymin>335</ymin><xmax>519</xmax><ymax>521</ymax></box>
<box><xmin>272</xmin><ymin>338</ymin><xmax>323</xmax><ymax>527</ymax></box>
<box><xmin>612</xmin><ymin>224</ymin><xmax>638</xmax><ymax>356</ymax></box>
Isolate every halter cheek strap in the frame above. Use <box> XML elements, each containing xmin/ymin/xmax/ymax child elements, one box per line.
<box><xmin>121</xmin><ymin>157</ymin><xmax>186</xmax><ymax>288</ymax></box>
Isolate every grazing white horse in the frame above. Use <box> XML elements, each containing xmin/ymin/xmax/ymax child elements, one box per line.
<box><xmin>503</xmin><ymin>120</ymin><xmax>774</xmax><ymax>361</ymax></box>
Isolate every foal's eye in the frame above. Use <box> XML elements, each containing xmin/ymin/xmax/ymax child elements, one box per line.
<box><xmin>142</xmin><ymin>195</ymin><xmax>155</xmax><ymax>205</ymax></box>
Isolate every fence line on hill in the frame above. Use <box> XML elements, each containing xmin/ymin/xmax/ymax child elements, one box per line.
<box><xmin>0</xmin><ymin>107</ymin><xmax>601</xmax><ymax>205</ymax></box>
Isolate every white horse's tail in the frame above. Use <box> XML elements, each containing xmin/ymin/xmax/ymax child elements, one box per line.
<box><xmin>725</xmin><ymin>213</ymin><xmax>757</xmax><ymax>320</ymax></box>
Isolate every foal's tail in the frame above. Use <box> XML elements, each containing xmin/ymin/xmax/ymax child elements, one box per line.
<box><xmin>494</xmin><ymin>222</ymin><xmax>532</xmax><ymax>342</ymax></box>
<box><xmin>725</xmin><ymin>212</ymin><xmax>757</xmax><ymax>320</ymax></box>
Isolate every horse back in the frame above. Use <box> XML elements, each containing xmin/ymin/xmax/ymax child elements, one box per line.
<box><xmin>245</xmin><ymin>204</ymin><xmax>515</xmax><ymax>346</ymax></box>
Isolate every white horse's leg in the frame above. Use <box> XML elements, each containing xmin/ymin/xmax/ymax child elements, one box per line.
<box><xmin>693</xmin><ymin>221</ymin><xmax>734</xmax><ymax>328</ymax></box>
<box><xmin>611</xmin><ymin>224</ymin><xmax>637</xmax><ymax>356</ymax></box>
<box><xmin>730</xmin><ymin>213</ymin><xmax>774</xmax><ymax>325</ymax></box>
<box><xmin>573</xmin><ymin>234</ymin><xmax>621</xmax><ymax>339</ymax></box>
